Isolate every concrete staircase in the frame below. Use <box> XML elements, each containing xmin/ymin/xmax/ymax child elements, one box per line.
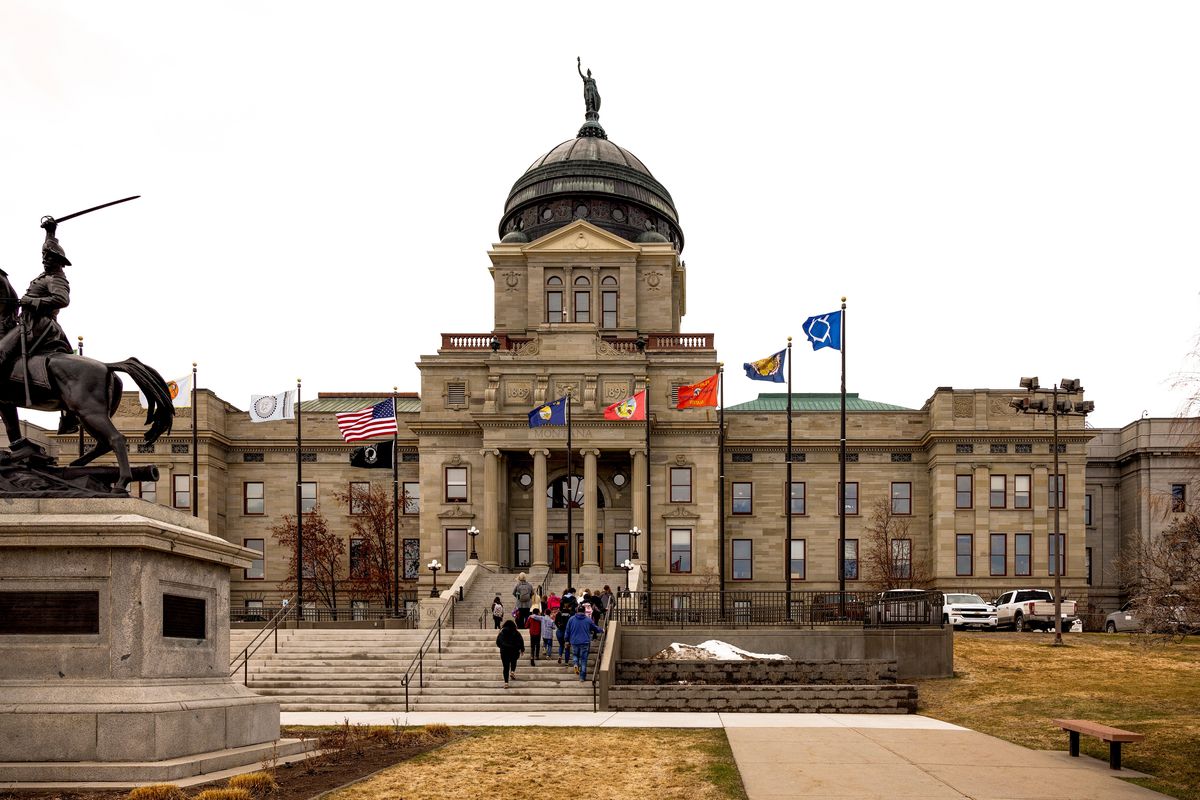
<box><xmin>229</xmin><ymin>625</ymin><xmax>600</xmax><ymax>712</ymax></box>
<box><xmin>455</xmin><ymin>566</ymin><xmax>551</xmax><ymax>629</ymax></box>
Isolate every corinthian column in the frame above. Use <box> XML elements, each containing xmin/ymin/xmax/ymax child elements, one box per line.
<box><xmin>631</xmin><ymin>447</ymin><xmax>647</xmax><ymax>551</ymax></box>
<box><xmin>582</xmin><ymin>448</ymin><xmax>600</xmax><ymax>571</ymax></box>
<box><xmin>482</xmin><ymin>449</ymin><xmax>501</xmax><ymax>568</ymax></box>
<box><xmin>531</xmin><ymin>449</ymin><xmax>549</xmax><ymax>570</ymax></box>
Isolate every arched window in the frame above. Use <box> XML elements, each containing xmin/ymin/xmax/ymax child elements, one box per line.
<box><xmin>600</xmin><ymin>276</ymin><xmax>618</xmax><ymax>328</ymax></box>
<box><xmin>546</xmin><ymin>476</ymin><xmax>605</xmax><ymax>509</ymax></box>
<box><xmin>573</xmin><ymin>275</ymin><xmax>591</xmax><ymax>323</ymax></box>
<box><xmin>546</xmin><ymin>275</ymin><xmax>563</xmax><ymax>323</ymax></box>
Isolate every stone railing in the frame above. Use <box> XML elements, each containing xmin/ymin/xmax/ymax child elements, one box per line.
<box><xmin>440</xmin><ymin>333</ymin><xmax>713</xmax><ymax>351</ymax></box>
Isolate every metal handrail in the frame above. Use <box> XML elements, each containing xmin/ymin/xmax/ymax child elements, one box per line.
<box><xmin>229</xmin><ymin>592</ymin><xmax>297</xmax><ymax>686</ymax></box>
<box><xmin>591</xmin><ymin>600</ymin><xmax>614</xmax><ymax>712</ymax></box>
<box><xmin>401</xmin><ymin>594</ymin><xmax>457</xmax><ymax>712</ymax></box>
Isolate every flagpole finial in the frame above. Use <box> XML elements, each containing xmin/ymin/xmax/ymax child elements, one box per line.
<box><xmin>787</xmin><ymin>336</ymin><xmax>792</xmax><ymax>343</ymax></box>
<box><xmin>192</xmin><ymin>361</ymin><xmax>197</xmax><ymax>368</ymax></box>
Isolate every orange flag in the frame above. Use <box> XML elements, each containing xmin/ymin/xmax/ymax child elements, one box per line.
<box><xmin>676</xmin><ymin>374</ymin><xmax>719</xmax><ymax>409</ymax></box>
<box><xmin>604</xmin><ymin>390</ymin><xmax>646</xmax><ymax>421</ymax></box>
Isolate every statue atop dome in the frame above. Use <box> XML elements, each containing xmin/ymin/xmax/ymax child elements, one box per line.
<box><xmin>577</xmin><ymin>57</ymin><xmax>606</xmax><ymax>139</ymax></box>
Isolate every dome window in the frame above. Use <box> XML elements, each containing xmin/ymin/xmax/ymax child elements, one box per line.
<box><xmin>541</xmin><ymin>207</ymin><xmax>554</xmax><ymax>222</ymax></box>
<box><xmin>612</xmin><ymin>207</ymin><xmax>625</xmax><ymax>222</ymax></box>
<box><xmin>574</xmin><ymin>204</ymin><xmax>589</xmax><ymax>218</ymax></box>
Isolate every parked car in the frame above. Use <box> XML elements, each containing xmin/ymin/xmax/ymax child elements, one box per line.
<box><xmin>942</xmin><ymin>593</ymin><xmax>997</xmax><ymax>629</ymax></box>
<box><xmin>993</xmin><ymin>589</ymin><xmax>1078</xmax><ymax>632</ymax></box>
<box><xmin>1106</xmin><ymin>596</ymin><xmax>1198</xmax><ymax>634</ymax></box>
<box><xmin>867</xmin><ymin>589</ymin><xmax>939</xmax><ymax>625</ymax></box>
<box><xmin>808</xmin><ymin>592</ymin><xmax>865</xmax><ymax>623</ymax></box>
<box><xmin>1105</xmin><ymin>601</ymin><xmax>1142</xmax><ymax>633</ymax></box>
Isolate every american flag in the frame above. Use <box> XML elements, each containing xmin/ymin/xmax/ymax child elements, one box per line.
<box><xmin>335</xmin><ymin>398</ymin><xmax>397</xmax><ymax>442</ymax></box>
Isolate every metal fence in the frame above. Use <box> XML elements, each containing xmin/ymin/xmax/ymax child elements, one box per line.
<box><xmin>230</xmin><ymin>603</ymin><xmax>418</xmax><ymax>624</ymax></box>
<box><xmin>610</xmin><ymin>590</ymin><xmax>943</xmax><ymax>628</ymax></box>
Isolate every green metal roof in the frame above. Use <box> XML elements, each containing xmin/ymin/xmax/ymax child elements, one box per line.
<box><xmin>726</xmin><ymin>393</ymin><xmax>914</xmax><ymax>413</ymax></box>
<box><xmin>300</xmin><ymin>394</ymin><xmax>422</xmax><ymax>414</ymax></box>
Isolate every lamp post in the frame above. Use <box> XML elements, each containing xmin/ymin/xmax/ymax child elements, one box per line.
<box><xmin>427</xmin><ymin>559</ymin><xmax>442</xmax><ymax>598</ymax></box>
<box><xmin>629</xmin><ymin>526</ymin><xmax>641</xmax><ymax>560</ymax></box>
<box><xmin>1011</xmin><ymin>377</ymin><xmax>1094</xmax><ymax>646</ymax></box>
<box><xmin>467</xmin><ymin>526</ymin><xmax>480</xmax><ymax>561</ymax></box>
<box><xmin>621</xmin><ymin>558</ymin><xmax>634</xmax><ymax>594</ymax></box>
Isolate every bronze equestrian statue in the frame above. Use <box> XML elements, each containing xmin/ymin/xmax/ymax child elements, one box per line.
<box><xmin>0</xmin><ymin>206</ymin><xmax>173</xmax><ymax>491</ymax></box>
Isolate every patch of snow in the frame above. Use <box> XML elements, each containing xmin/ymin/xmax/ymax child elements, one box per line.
<box><xmin>651</xmin><ymin>640</ymin><xmax>790</xmax><ymax>661</ymax></box>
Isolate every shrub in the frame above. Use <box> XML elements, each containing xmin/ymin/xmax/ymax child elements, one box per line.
<box><xmin>127</xmin><ymin>785</ymin><xmax>185</xmax><ymax>800</ymax></box>
<box><xmin>195</xmin><ymin>789</ymin><xmax>253</xmax><ymax>800</ymax></box>
<box><xmin>423</xmin><ymin>723</ymin><xmax>450</xmax><ymax>738</ymax></box>
<box><xmin>228</xmin><ymin>772</ymin><xmax>278</xmax><ymax>798</ymax></box>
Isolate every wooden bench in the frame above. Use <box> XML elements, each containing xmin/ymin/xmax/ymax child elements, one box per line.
<box><xmin>1052</xmin><ymin>719</ymin><xmax>1145</xmax><ymax>770</ymax></box>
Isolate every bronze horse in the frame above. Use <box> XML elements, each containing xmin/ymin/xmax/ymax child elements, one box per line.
<box><xmin>0</xmin><ymin>273</ymin><xmax>173</xmax><ymax>488</ymax></box>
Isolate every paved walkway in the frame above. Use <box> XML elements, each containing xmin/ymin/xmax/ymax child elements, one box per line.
<box><xmin>281</xmin><ymin>712</ymin><xmax>1168</xmax><ymax>799</ymax></box>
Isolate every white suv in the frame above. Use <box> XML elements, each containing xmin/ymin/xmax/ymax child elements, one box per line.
<box><xmin>942</xmin><ymin>593</ymin><xmax>998</xmax><ymax>630</ymax></box>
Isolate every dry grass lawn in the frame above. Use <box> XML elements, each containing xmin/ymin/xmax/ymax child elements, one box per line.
<box><xmin>325</xmin><ymin>727</ymin><xmax>746</xmax><ymax>800</ymax></box>
<box><xmin>916</xmin><ymin>632</ymin><xmax>1200</xmax><ymax>800</ymax></box>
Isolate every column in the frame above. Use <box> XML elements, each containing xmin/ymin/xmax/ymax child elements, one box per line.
<box><xmin>630</xmin><ymin>448</ymin><xmax>647</xmax><ymax>560</ymax></box>
<box><xmin>482</xmin><ymin>449</ymin><xmax>501</xmax><ymax>568</ymax></box>
<box><xmin>582</xmin><ymin>448</ymin><xmax>600</xmax><ymax>571</ymax></box>
<box><xmin>531</xmin><ymin>448</ymin><xmax>549</xmax><ymax>570</ymax></box>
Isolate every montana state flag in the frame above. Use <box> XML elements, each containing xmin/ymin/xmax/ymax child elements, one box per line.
<box><xmin>744</xmin><ymin>349</ymin><xmax>786</xmax><ymax>383</ymax></box>
<box><xmin>604</xmin><ymin>390</ymin><xmax>646</xmax><ymax>421</ymax></box>
<box><xmin>676</xmin><ymin>374</ymin><xmax>719</xmax><ymax>409</ymax></box>
<box><xmin>528</xmin><ymin>396</ymin><xmax>568</xmax><ymax>427</ymax></box>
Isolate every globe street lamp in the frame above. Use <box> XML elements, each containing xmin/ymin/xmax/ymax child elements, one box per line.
<box><xmin>620</xmin><ymin>558</ymin><xmax>634</xmax><ymax>594</ymax></box>
<box><xmin>427</xmin><ymin>559</ymin><xmax>443</xmax><ymax>598</ymax></box>
<box><xmin>1011</xmin><ymin>377</ymin><xmax>1094</xmax><ymax>646</ymax></box>
<box><xmin>467</xmin><ymin>526</ymin><xmax>480</xmax><ymax>561</ymax></box>
<box><xmin>629</xmin><ymin>526</ymin><xmax>641</xmax><ymax>560</ymax></box>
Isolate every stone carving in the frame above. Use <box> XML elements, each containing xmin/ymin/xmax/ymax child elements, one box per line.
<box><xmin>557</xmin><ymin>381</ymin><xmax>580</xmax><ymax>400</ymax></box>
<box><xmin>990</xmin><ymin>397</ymin><xmax>1016</xmax><ymax>416</ymax></box>
<box><xmin>645</xmin><ymin>271</ymin><xmax>663</xmax><ymax>290</ymax></box>
<box><xmin>513</xmin><ymin>339</ymin><xmax>540</xmax><ymax>358</ymax></box>
<box><xmin>507</xmin><ymin>382</ymin><xmax>531</xmax><ymax>400</ymax></box>
<box><xmin>604</xmin><ymin>381</ymin><xmax>631</xmax><ymax>400</ymax></box>
<box><xmin>503</xmin><ymin>271</ymin><xmax>520</xmax><ymax>291</ymax></box>
<box><xmin>448</xmin><ymin>453</ymin><xmax>462</xmax><ymax>466</ymax></box>
<box><xmin>953</xmin><ymin>396</ymin><xmax>974</xmax><ymax>418</ymax></box>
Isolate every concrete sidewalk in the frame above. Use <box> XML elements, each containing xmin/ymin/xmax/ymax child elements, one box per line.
<box><xmin>282</xmin><ymin>711</ymin><xmax>1169</xmax><ymax>799</ymax></box>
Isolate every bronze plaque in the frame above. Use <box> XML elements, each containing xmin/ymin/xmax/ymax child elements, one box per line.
<box><xmin>0</xmin><ymin>591</ymin><xmax>100</xmax><ymax>635</ymax></box>
<box><xmin>162</xmin><ymin>594</ymin><xmax>206</xmax><ymax>639</ymax></box>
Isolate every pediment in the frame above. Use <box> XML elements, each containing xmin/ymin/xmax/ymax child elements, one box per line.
<box><xmin>522</xmin><ymin>220</ymin><xmax>640</xmax><ymax>254</ymax></box>
<box><xmin>438</xmin><ymin>507</ymin><xmax>477</xmax><ymax>520</ymax></box>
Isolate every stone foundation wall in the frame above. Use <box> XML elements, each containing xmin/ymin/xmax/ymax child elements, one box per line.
<box><xmin>607</xmin><ymin>684</ymin><xmax>918</xmax><ymax>713</ymax></box>
<box><xmin>616</xmin><ymin>659</ymin><xmax>897</xmax><ymax>686</ymax></box>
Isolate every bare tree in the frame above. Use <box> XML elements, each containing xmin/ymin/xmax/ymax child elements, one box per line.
<box><xmin>272</xmin><ymin>505</ymin><xmax>348</xmax><ymax>618</ymax></box>
<box><xmin>334</xmin><ymin>483</ymin><xmax>403</xmax><ymax>609</ymax></box>
<box><xmin>861</xmin><ymin>497</ymin><xmax>933</xmax><ymax>591</ymax></box>
<box><xmin>1119</xmin><ymin>512</ymin><xmax>1200</xmax><ymax>643</ymax></box>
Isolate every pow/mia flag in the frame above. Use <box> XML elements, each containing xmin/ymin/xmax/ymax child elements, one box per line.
<box><xmin>350</xmin><ymin>440</ymin><xmax>393</xmax><ymax>469</ymax></box>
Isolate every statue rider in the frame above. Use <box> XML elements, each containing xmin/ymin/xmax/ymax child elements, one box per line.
<box><xmin>0</xmin><ymin>217</ymin><xmax>79</xmax><ymax>436</ymax></box>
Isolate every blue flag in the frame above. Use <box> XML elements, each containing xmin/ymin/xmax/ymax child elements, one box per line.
<box><xmin>744</xmin><ymin>349</ymin><xmax>786</xmax><ymax>382</ymax></box>
<box><xmin>803</xmin><ymin>310</ymin><xmax>842</xmax><ymax>351</ymax></box>
<box><xmin>528</xmin><ymin>396</ymin><xmax>568</xmax><ymax>427</ymax></box>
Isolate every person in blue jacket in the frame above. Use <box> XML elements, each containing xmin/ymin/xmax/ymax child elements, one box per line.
<box><xmin>564</xmin><ymin>606</ymin><xmax>603</xmax><ymax>680</ymax></box>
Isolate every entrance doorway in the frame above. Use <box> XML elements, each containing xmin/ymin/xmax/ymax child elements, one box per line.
<box><xmin>550</xmin><ymin>535</ymin><xmax>567</xmax><ymax>573</ymax></box>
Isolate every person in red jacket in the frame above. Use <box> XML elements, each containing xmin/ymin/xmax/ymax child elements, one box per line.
<box><xmin>527</xmin><ymin>606</ymin><xmax>543</xmax><ymax>666</ymax></box>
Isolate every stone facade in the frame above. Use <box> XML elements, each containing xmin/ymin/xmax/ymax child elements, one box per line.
<box><xmin>607</xmin><ymin>685</ymin><xmax>918</xmax><ymax>714</ymax></box>
<box><xmin>616</xmin><ymin>659</ymin><xmax>898</xmax><ymax>686</ymax></box>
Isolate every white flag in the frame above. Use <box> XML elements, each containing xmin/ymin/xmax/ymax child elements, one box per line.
<box><xmin>249</xmin><ymin>390</ymin><xmax>296</xmax><ymax>423</ymax></box>
<box><xmin>139</xmin><ymin>373</ymin><xmax>193</xmax><ymax>409</ymax></box>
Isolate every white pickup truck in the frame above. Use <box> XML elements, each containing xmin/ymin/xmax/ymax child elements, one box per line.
<box><xmin>993</xmin><ymin>589</ymin><xmax>1078</xmax><ymax>632</ymax></box>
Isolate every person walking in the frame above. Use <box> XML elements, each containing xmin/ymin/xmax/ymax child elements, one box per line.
<box><xmin>537</xmin><ymin>607</ymin><xmax>556</xmax><ymax>661</ymax></box>
<box><xmin>565</xmin><ymin>605</ymin><xmax>603</xmax><ymax>680</ymax></box>
<box><xmin>512</xmin><ymin>572</ymin><xmax>534</xmax><ymax>628</ymax></box>
<box><xmin>490</xmin><ymin>596</ymin><xmax>505</xmax><ymax>629</ymax></box>
<box><xmin>546</xmin><ymin>591</ymin><xmax>561</xmax><ymax>614</ymax></box>
<box><xmin>527</xmin><ymin>606</ymin><xmax>543</xmax><ymax>665</ymax></box>
<box><xmin>554</xmin><ymin>602</ymin><xmax>572</xmax><ymax>664</ymax></box>
<box><xmin>495</xmin><ymin>619</ymin><xmax>524</xmax><ymax>688</ymax></box>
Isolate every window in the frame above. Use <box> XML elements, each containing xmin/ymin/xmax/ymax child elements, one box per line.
<box><xmin>349</xmin><ymin>482</ymin><xmax>370</xmax><ymax>515</ymax></box>
<box><xmin>891</xmin><ymin>482</ymin><xmax>911</xmax><ymax>515</ymax></box>
<box><xmin>1084</xmin><ymin>493</ymin><xmax>1093</xmax><ymax>526</ymax></box>
<box><xmin>839</xmin><ymin>482</ymin><xmax>858</xmax><ymax>515</ymax></box>
<box><xmin>402</xmin><ymin>481</ymin><xmax>419</xmax><ymax>515</ymax></box>
<box><xmin>670</xmin><ymin>467</ymin><xmax>692</xmax><ymax>503</ymax></box>
<box><xmin>139</xmin><ymin>480</ymin><xmax>157</xmax><ymax>503</ymax></box>
<box><xmin>790</xmin><ymin>539</ymin><xmax>806</xmax><ymax>580</ymax></box>
<box><xmin>843</xmin><ymin>539</ymin><xmax>859</xmax><ymax>580</ymax></box>
<box><xmin>732</xmin><ymin>539</ymin><xmax>752</xmax><ymax>580</ymax></box>
<box><xmin>547</xmin><ymin>476</ymin><xmax>603</xmax><ymax>508</ymax></box>
<box><xmin>891</xmin><ymin>539</ymin><xmax>912</xmax><ymax>580</ymax></box>
<box><xmin>1048</xmin><ymin>533</ymin><xmax>1065</xmax><ymax>576</ymax></box>
<box><xmin>573</xmin><ymin>275</ymin><xmax>591</xmax><ymax>323</ymax></box>
<box><xmin>244</xmin><ymin>599</ymin><xmax>264</xmax><ymax>621</ymax></box>
<box><xmin>956</xmin><ymin>475</ymin><xmax>972</xmax><ymax>509</ymax></box>
<box><xmin>601</xmin><ymin>288</ymin><xmax>618</xmax><ymax>328</ymax></box>
<box><xmin>1086</xmin><ymin>547</ymin><xmax>1093</xmax><ymax>586</ymax></box>
<box><xmin>956</xmin><ymin>534</ymin><xmax>973</xmax><ymax>576</ymax></box>
<box><xmin>351</xmin><ymin>600</ymin><xmax>368</xmax><ymax>621</ymax></box>
<box><xmin>514</xmin><ymin>532</ymin><xmax>530</xmax><ymax>568</ymax></box>
<box><xmin>990</xmin><ymin>533</ymin><xmax>1006</xmax><ymax>576</ymax></box>
<box><xmin>990</xmin><ymin>475</ymin><xmax>1006</xmax><ymax>509</ymax></box>
<box><xmin>300</xmin><ymin>482</ymin><xmax>317</xmax><ymax>514</ymax></box>
<box><xmin>173</xmin><ymin>474</ymin><xmax>190</xmax><ymax>509</ymax></box>
<box><xmin>790</xmin><ymin>482</ymin><xmax>806</xmax><ymax>515</ymax></box>
<box><xmin>243</xmin><ymin>538</ymin><xmax>264</xmax><ymax>580</ymax></box>
<box><xmin>669</xmin><ymin>529</ymin><xmax>692</xmax><ymax>573</ymax></box>
<box><xmin>546</xmin><ymin>276</ymin><xmax>563</xmax><ymax>322</ymax></box>
<box><xmin>243</xmin><ymin>481</ymin><xmax>265</xmax><ymax>515</ymax></box>
<box><xmin>445</xmin><ymin>467</ymin><xmax>468</xmax><ymax>502</ymax></box>
<box><xmin>1171</xmin><ymin>484</ymin><xmax>1187</xmax><ymax>512</ymax></box>
<box><xmin>445</xmin><ymin>528</ymin><xmax>467</xmax><ymax>572</ymax></box>
<box><xmin>1049</xmin><ymin>474</ymin><xmax>1065</xmax><ymax>509</ymax></box>
<box><xmin>349</xmin><ymin>538</ymin><xmax>367</xmax><ymax>578</ymax></box>
<box><xmin>615</xmin><ymin>531</ymin><xmax>631</xmax><ymax>567</ymax></box>
<box><xmin>1014</xmin><ymin>475</ymin><xmax>1031</xmax><ymax>509</ymax></box>
<box><xmin>732</xmin><ymin>482</ymin><xmax>752</xmax><ymax>515</ymax></box>
<box><xmin>1015</xmin><ymin>533</ymin><xmax>1032</xmax><ymax>576</ymax></box>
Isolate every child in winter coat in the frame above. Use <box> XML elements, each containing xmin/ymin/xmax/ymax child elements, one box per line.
<box><xmin>538</xmin><ymin>609</ymin><xmax>556</xmax><ymax>659</ymax></box>
<box><xmin>490</xmin><ymin>596</ymin><xmax>504</xmax><ymax>629</ymax></box>
<box><xmin>527</xmin><ymin>607</ymin><xmax>543</xmax><ymax>665</ymax></box>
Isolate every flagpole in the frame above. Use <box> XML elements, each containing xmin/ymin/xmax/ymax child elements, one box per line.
<box><xmin>786</xmin><ymin>337</ymin><xmax>793</xmax><ymax>616</ymax></box>
<box><xmin>77</xmin><ymin>336</ymin><xmax>85</xmax><ymax>458</ymax></box>
<box><xmin>644</xmin><ymin>379</ymin><xmax>652</xmax><ymax>593</ymax></box>
<box><xmin>717</xmin><ymin>363</ymin><xmax>726</xmax><ymax>618</ymax></box>
<box><xmin>838</xmin><ymin>298</ymin><xmax>847</xmax><ymax>609</ymax></box>
<box><xmin>566</xmin><ymin>395</ymin><xmax>573</xmax><ymax>593</ymax></box>
<box><xmin>392</xmin><ymin>387</ymin><xmax>400</xmax><ymax>616</ymax></box>
<box><xmin>296</xmin><ymin>377</ymin><xmax>303</xmax><ymax>623</ymax></box>
<box><xmin>191</xmin><ymin>362</ymin><xmax>198</xmax><ymax>519</ymax></box>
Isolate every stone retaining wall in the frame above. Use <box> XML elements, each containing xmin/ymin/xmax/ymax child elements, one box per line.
<box><xmin>607</xmin><ymin>684</ymin><xmax>918</xmax><ymax>713</ymax></box>
<box><xmin>617</xmin><ymin>659</ymin><xmax>896</xmax><ymax>686</ymax></box>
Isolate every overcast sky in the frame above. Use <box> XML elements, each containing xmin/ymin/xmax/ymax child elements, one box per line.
<box><xmin>2</xmin><ymin>1</ymin><xmax>1197</xmax><ymax>431</ymax></box>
